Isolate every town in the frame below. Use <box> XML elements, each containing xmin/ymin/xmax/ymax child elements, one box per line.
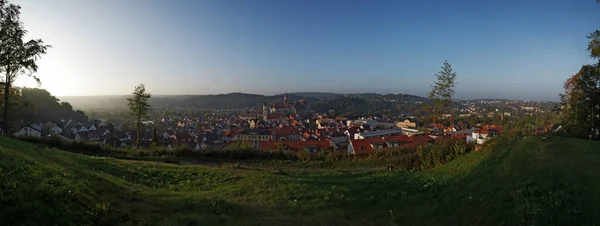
<box><xmin>10</xmin><ymin>92</ymin><xmax>557</xmax><ymax>156</ymax></box>
<box><xmin>1</xmin><ymin>0</ymin><xmax>599</xmax><ymax>225</ymax></box>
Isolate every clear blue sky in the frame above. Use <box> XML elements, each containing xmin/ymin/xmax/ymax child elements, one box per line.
<box><xmin>16</xmin><ymin>0</ymin><xmax>599</xmax><ymax>100</ymax></box>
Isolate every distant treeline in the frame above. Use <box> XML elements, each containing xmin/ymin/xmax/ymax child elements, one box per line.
<box><xmin>60</xmin><ymin>92</ymin><xmax>430</xmax><ymax>118</ymax></box>
<box><xmin>2</xmin><ymin>87</ymin><xmax>88</xmax><ymax>124</ymax></box>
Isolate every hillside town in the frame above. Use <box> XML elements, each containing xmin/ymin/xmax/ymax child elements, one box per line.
<box><xmin>11</xmin><ymin>94</ymin><xmax>544</xmax><ymax>156</ymax></box>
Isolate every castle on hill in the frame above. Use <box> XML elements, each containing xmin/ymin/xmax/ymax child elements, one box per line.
<box><xmin>262</xmin><ymin>94</ymin><xmax>311</xmax><ymax>120</ymax></box>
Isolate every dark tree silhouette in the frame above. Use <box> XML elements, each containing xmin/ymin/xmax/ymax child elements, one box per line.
<box><xmin>0</xmin><ymin>1</ymin><xmax>50</xmax><ymax>135</ymax></box>
<box><xmin>126</xmin><ymin>84</ymin><xmax>152</xmax><ymax>147</ymax></box>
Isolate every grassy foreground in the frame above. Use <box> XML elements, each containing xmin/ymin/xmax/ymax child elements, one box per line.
<box><xmin>1</xmin><ymin>136</ymin><xmax>599</xmax><ymax>225</ymax></box>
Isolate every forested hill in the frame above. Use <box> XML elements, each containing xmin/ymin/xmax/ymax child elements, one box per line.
<box><xmin>59</xmin><ymin>92</ymin><xmax>430</xmax><ymax>112</ymax></box>
<box><xmin>6</xmin><ymin>88</ymin><xmax>88</xmax><ymax>123</ymax></box>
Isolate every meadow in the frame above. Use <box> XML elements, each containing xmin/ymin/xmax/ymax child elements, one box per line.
<box><xmin>1</xmin><ymin>135</ymin><xmax>599</xmax><ymax>225</ymax></box>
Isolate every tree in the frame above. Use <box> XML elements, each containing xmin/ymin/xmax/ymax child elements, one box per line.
<box><xmin>428</xmin><ymin>60</ymin><xmax>458</xmax><ymax>127</ymax></box>
<box><xmin>560</xmin><ymin>64</ymin><xmax>600</xmax><ymax>139</ymax></box>
<box><xmin>0</xmin><ymin>1</ymin><xmax>50</xmax><ymax>135</ymax></box>
<box><xmin>588</xmin><ymin>30</ymin><xmax>600</xmax><ymax>59</ymax></box>
<box><xmin>559</xmin><ymin>6</ymin><xmax>600</xmax><ymax>139</ymax></box>
<box><xmin>126</xmin><ymin>83</ymin><xmax>152</xmax><ymax>147</ymax></box>
<box><xmin>152</xmin><ymin>127</ymin><xmax>158</xmax><ymax>146</ymax></box>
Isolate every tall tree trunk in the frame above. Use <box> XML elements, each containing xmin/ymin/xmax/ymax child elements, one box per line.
<box><xmin>136</xmin><ymin>116</ymin><xmax>141</xmax><ymax>148</ymax></box>
<box><xmin>3</xmin><ymin>79</ymin><xmax>9</xmax><ymax>137</ymax></box>
<box><xmin>433</xmin><ymin>105</ymin><xmax>436</xmax><ymax>126</ymax></box>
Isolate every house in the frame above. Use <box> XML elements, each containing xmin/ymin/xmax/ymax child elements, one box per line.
<box><xmin>471</xmin><ymin>129</ymin><xmax>489</xmax><ymax>144</ymax></box>
<box><xmin>382</xmin><ymin>135</ymin><xmax>412</xmax><ymax>148</ymax></box>
<box><xmin>347</xmin><ymin>135</ymin><xmax>429</xmax><ymax>155</ymax></box>
<box><xmin>270</xmin><ymin>127</ymin><xmax>301</xmax><ymax>141</ymax></box>
<box><xmin>344</xmin><ymin>127</ymin><xmax>361</xmax><ymax>140</ymax></box>
<box><xmin>329</xmin><ymin>131</ymin><xmax>349</xmax><ymax>146</ymax></box>
<box><xmin>88</xmin><ymin>130</ymin><xmax>103</xmax><ymax>143</ymax></box>
<box><xmin>316</xmin><ymin>118</ymin><xmax>335</xmax><ymax>129</ymax></box>
<box><xmin>259</xmin><ymin>140</ymin><xmax>335</xmax><ymax>154</ymax></box>
<box><xmin>75</xmin><ymin>131</ymin><xmax>88</xmax><ymax>142</ymax></box>
<box><xmin>348</xmin><ymin>138</ymin><xmax>383</xmax><ymax>155</ymax></box>
<box><xmin>234</xmin><ymin>129</ymin><xmax>272</xmax><ymax>149</ymax></box>
<box><xmin>12</xmin><ymin>124</ymin><xmax>42</xmax><ymax>138</ymax></box>
<box><xmin>401</xmin><ymin>128</ymin><xmax>420</xmax><ymax>136</ymax></box>
<box><xmin>172</xmin><ymin>132</ymin><xmax>201</xmax><ymax>150</ymax></box>
<box><xmin>354</xmin><ymin>128</ymin><xmax>403</xmax><ymax>140</ymax></box>
<box><xmin>50</xmin><ymin>125</ymin><xmax>63</xmax><ymax>134</ymax></box>
<box><xmin>375</xmin><ymin>120</ymin><xmax>396</xmax><ymax>129</ymax></box>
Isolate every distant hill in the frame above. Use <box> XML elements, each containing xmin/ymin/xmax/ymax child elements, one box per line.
<box><xmin>59</xmin><ymin>92</ymin><xmax>428</xmax><ymax>111</ymax></box>
<box><xmin>288</xmin><ymin>92</ymin><xmax>342</xmax><ymax>99</ymax></box>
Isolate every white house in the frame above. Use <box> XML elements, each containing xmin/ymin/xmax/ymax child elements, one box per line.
<box><xmin>13</xmin><ymin>125</ymin><xmax>42</xmax><ymax>138</ymax></box>
<box><xmin>50</xmin><ymin>125</ymin><xmax>63</xmax><ymax>134</ymax></box>
<box><xmin>89</xmin><ymin>125</ymin><xmax>97</xmax><ymax>131</ymax></box>
<box><xmin>329</xmin><ymin>133</ymin><xmax>349</xmax><ymax>145</ymax></box>
<box><xmin>470</xmin><ymin>129</ymin><xmax>489</xmax><ymax>145</ymax></box>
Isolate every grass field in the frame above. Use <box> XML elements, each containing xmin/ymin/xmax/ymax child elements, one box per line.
<box><xmin>1</xmin><ymin>136</ymin><xmax>599</xmax><ymax>225</ymax></box>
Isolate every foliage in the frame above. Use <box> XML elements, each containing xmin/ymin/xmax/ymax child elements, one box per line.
<box><xmin>428</xmin><ymin>60</ymin><xmax>458</xmax><ymax>126</ymax></box>
<box><xmin>2</xmin><ymin>135</ymin><xmax>600</xmax><ymax>225</ymax></box>
<box><xmin>126</xmin><ymin>83</ymin><xmax>152</xmax><ymax>147</ymax></box>
<box><xmin>560</xmin><ymin>64</ymin><xmax>600</xmax><ymax>139</ymax></box>
<box><xmin>10</xmin><ymin>87</ymin><xmax>87</xmax><ymax>122</ymax></box>
<box><xmin>560</xmin><ymin>2</ymin><xmax>600</xmax><ymax>140</ymax></box>
<box><xmin>588</xmin><ymin>30</ymin><xmax>600</xmax><ymax>60</ymax></box>
<box><xmin>0</xmin><ymin>0</ymin><xmax>50</xmax><ymax>135</ymax></box>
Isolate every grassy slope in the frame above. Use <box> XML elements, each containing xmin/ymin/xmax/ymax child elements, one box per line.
<box><xmin>1</xmin><ymin>136</ymin><xmax>599</xmax><ymax>225</ymax></box>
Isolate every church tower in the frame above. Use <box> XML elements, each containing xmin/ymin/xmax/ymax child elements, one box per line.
<box><xmin>284</xmin><ymin>93</ymin><xmax>288</xmax><ymax>106</ymax></box>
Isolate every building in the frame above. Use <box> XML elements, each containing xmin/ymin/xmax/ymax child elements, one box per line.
<box><xmin>270</xmin><ymin>127</ymin><xmax>301</xmax><ymax>141</ymax></box>
<box><xmin>262</xmin><ymin>94</ymin><xmax>311</xmax><ymax>120</ymax></box>
<box><xmin>375</xmin><ymin>120</ymin><xmax>396</xmax><ymax>129</ymax></box>
<box><xmin>401</xmin><ymin>128</ymin><xmax>420</xmax><ymax>135</ymax></box>
<box><xmin>354</xmin><ymin>128</ymin><xmax>403</xmax><ymax>140</ymax></box>
<box><xmin>329</xmin><ymin>131</ymin><xmax>349</xmax><ymax>146</ymax></box>
<box><xmin>347</xmin><ymin>118</ymin><xmax>377</xmax><ymax>129</ymax></box>
<box><xmin>12</xmin><ymin>124</ymin><xmax>42</xmax><ymax>138</ymax></box>
<box><xmin>316</xmin><ymin>118</ymin><xmax>335</xmax><ymax>129</ymax></box>
<box><xmin>347</xmin><ymin>135</ymin><xmax>429</xmax><ymax>155</ymax></box>
<box><xmin>239</xmin><ymin>111</ymin><xmax>263</xmax><ymax>120</ymax></box>
<box><xmin>234</xmin><ymin>129</ymin><xmax>272</xmax><ymax>149</ymax></box>
<box><xmin>396</xmin><ymin>119</ymin><xmax>417</xmax><ymax>128</ymax></box>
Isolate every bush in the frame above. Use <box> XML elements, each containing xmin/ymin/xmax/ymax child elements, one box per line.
<box><xmin>16</xmin><ymin>136</ymin><xmax>475</xmax><ymax>172</ymax></box>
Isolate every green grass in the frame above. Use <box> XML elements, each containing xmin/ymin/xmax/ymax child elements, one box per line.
<box><xmin>1</xmin><ymin>136</ymin><xmax>600</xmax><ymax>225</ymax></box>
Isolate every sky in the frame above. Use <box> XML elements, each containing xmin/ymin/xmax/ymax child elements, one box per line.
<box><xmin>14</xmin><ymin>0</ymin><xmax>600</xmax><ymax>100</ymax></box>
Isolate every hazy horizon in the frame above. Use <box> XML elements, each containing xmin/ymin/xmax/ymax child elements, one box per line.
<box><xmin>54</xmin><ymin>91</ymin><xmax>558</xmax><ymax>102</ymax></box>
<box><xmin>14</xmin><ymin>0</ymin><xmax>599</xmax><ymax>101</ymax></box>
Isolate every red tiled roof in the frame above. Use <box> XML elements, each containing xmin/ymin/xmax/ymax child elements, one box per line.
<box><xmin>266</xmin><ymin>114</ymin><xmax>288</xmax><ymax>120</ymax></box>
<box><xmin>349</xmin><ymin>138</ymin><xmax>385</xmax><ymax>154</ymax></box>
<box><xmin>270</xmin><ymin>127</ymin><xmax>300</xmax><ymax>139</ymax></box>
<box><xmin>412</xmin><ymin>135</ymin><xmax>434</xmax><ymax>145</ymax></box>
<box><xmin>483</xmin><ymin>125</ymin><xmax>503</xmax><ymax>135</ymax></box>
<box><xmin>383</xmin><ymin>135</ymin><xmax>412</xmax><ymax>143</ymax></box>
